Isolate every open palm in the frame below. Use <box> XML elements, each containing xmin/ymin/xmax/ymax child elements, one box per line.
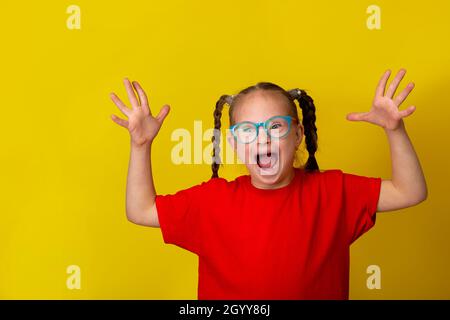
<box><xmin>110</xmin><ymin>78</ymin><xmax>170</xmax><ymax>146</ymax></box>
<box><xmin>346</xmin><ymin>69</ymin><xmax>416</xmax><ymax>131</ymax></box>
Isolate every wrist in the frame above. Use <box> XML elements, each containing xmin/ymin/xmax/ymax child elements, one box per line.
<box><xmin>384</xmin><ymin>119</ymin><xmax>406</xmax><ymax>135</ymax></box>
<box><xmin>130</xmin><ymin>140</ymin><xmax>153</xmax><ymax>151</ymax></box>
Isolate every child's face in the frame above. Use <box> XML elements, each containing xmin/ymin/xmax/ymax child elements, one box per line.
<box><xmin>227</xmin><ymin>90</ymin><xmax>304</xmax><ymax>189</ymax></box>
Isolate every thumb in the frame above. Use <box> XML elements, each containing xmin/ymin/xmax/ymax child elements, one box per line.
<box><xmin>346</xmin><ymin>112</ymin><xmax>369</xmax><ymax>121</ymax></box>
<box><xmin>156</xmin><ymin>104</ymin><xmax>170</xmax><ymax>123</ymax></box>
<box><xmin>398</xmin><ymin>105</ymin><xmax>416</xmax><ymax>118</ymax></box>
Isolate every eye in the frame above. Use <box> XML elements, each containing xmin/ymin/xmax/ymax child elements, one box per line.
<box><xmin>270</xmin><ymin>123</ymin><xmax>282</xmax><ymax>129</ymax></box>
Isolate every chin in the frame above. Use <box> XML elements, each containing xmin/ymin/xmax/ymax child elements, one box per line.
<box><xmin>250</xmin><ymin>163</ymin><xmax>287</xmax><ymax>184</ymax></box>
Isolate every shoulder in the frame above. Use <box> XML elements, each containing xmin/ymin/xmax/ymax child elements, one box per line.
<box><xmin>301</xmin><ymin>168</ymin><xmax>344</xmax><ymax>184</ymax></box>
<box><xmin>321</xmin><ymin>169</ymin><xmax>345</xmax><ymax>181</ymax></box>
<box><xmin>305</xmin><ymin>169</ymin><xmax>381</xmax><ymax>192</ymax></box>
<box><xmin>304</xmin><ymin>168</ymin><xmax>376</xmax><ymax>184</ymax></box>
<box><xmin>187</xmin><ymin>174</ymin><xmax>247</xmax><ymax>194</ymax></box>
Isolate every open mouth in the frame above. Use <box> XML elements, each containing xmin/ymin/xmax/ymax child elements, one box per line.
<box><xmin>256</xmin><ymin>151</ymin><xmax>279</xmax><ymax>169</ymax></box>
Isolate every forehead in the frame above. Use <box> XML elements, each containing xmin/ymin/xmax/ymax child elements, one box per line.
<box><xmin>233</xmin><ymin>90</ymin><xmax>291</xmax><ymax>123</ymax></box>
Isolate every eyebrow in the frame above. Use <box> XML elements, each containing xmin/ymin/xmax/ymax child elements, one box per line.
<box><xmin>234</xmin><ymin>115</ymin><xmax>292</xmax><ymax>123</ymax></box>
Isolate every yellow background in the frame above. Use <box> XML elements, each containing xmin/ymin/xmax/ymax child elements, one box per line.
<box><xmin>0</xmin><ymin>0</ymin><xmax>448</xmax><ymax>299</ymax></box>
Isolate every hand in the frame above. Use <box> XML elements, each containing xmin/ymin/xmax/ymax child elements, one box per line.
<box><xmin>346</xmin><ymin>69</ymin><xmax>416</xmax><ymax>131</ymax></box>
<box><xmin>110</xmin><ymin>78</ymin><xmax>170</xmax><ymax>146</ymax></box>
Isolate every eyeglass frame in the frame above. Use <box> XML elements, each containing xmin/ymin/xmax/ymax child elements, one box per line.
<box><xmin>229</xmin><ymin>115</ymin><xmax>298</xmax><ymax>144</ymax></box>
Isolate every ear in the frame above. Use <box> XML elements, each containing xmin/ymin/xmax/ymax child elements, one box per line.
<box><xmin>226</xmin><ymin>130</ymin><xmax>237</xmax><ymax>150</ymax></box>
<box><xmin>294</xmin><ymin>123</ymin><xmax>304</xmax><ymax>149</ymax></box>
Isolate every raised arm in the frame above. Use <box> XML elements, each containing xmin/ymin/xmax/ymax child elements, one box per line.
<box><xmin>110</xmin><ymin>78</ymin><xmax>170</xmax><ymax>227</ymax></box>
<box><xmin>379</xmin><ymin>119</ymin><xmax>427</xmax><ymax>211</ymax></box>
<box><xmin>346</xmin><ymin>69</ymin><xmax>428</xmax><ymax>212</ymax></box>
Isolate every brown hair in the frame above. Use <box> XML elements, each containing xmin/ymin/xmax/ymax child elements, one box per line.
<box><xmin>211</xmin><ymin>82</ymin><xmax>319</xmax><ymax>178</ymax></box>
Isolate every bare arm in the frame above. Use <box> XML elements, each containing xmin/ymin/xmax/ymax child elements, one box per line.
<box><xmin>347</xmin><ymin>68</ymin><xmax>428</xmax><ymax>212</ymax></box>
<box><xmin>110</xmin><ymin>78</ymin><xmax>170</xmax><ymax>227</ymax></box>
<box><xmin>378</xmin><ymin>120</ymin><xmax>427</xmax><ymax>211</ymax></box>
<box><xmin>126</xmin><ymin>143</ymin><xmax>159</xmax><ymax>226</ymax></box>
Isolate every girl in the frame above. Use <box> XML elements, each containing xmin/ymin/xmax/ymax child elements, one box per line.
<box><xmin>110</xmin><ymin>69</ymin><xmax>427</xmax><ymax>300</ymax></box>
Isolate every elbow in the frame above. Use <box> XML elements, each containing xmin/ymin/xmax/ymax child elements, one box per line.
<box><xmin>409</xmin><ymin>189</ymin><xmax>428</xmax><ymax>206</ymax></box>
<box><xmin>397</xmin><ymin>182</ymin><xmax>428</xmax><ymax>207</ymax></box>
<box><xmin>421</xmin><ymin>179</ymin><xmax>429</xmax><ymax>201</ymax></box>
<box><xmin>126</xmin><ymin>208</ymin><xmax>156</xmax><ymax>227</ymax></box>
<box><xmin>126</xmin><ymin>209</ymin><xmax>146</xmax><ymax>226</ymax></box>
<box><xmin>126</xmin><ymin>211</ymin><xmax>139</xmax><ymax>225</ymax></box>
<box><xmin>418</xmin><ymin>190</ymin><xmax>428</xmax><ymax>204</ymax></box>
<box><xmin>417</xmin><ymin>184</ymin><xmax>428</xmax><ymax>204</ymax></box>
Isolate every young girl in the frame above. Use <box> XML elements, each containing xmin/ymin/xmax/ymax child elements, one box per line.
<box><xmin>110</xmin><ymin>69</ymin><xmax>427</xmax><ymax>300</ymax></box>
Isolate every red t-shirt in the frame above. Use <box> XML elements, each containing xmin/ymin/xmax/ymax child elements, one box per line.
<box><xmin>155</xmin><ymin>168</ymin><xmax>382</xmax><ymax>300</ymax></box>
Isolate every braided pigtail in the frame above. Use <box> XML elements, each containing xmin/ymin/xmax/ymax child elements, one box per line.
<box><xmin>288</xmin><ymin>89</ymin><xmax>319</xmax><ymax>172</ymax></box>
<box><xmin>211</xmin><ymin>94</ymin><xmax>233</xmax><ymax>178</ymax></box>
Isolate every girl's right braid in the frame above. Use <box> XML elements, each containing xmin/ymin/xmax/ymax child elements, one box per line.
<box><xmin>211</xmin><ymin>95</ymin><xmax>233</xmax><ymax>178</ymax></box>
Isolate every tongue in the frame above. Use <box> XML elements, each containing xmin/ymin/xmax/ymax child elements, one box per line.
<box><xmin>258</xmin><ymin>153</ymin><xmax>274</xmax><ymax>168</ymax></box>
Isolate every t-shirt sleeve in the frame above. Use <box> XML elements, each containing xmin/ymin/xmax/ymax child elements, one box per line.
<box><xmin>155</xmin><ymin>179</ymin><xmax>217</xmax><ymax>255</ymax></box>
<box><xmin>339</xmin><ymin>170</ymin><xmax>382</xmax><ymax>245</ymax></box>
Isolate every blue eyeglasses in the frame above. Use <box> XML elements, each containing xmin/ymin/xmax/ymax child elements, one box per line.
<box><xmin>229</xmin><ymin>115</ymin><xmax>297</xmax><ymax>144</ymax></box>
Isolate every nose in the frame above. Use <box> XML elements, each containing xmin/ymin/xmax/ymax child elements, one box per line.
<box><xmin>256</xmin><ymin>125</ymin><xmax>270</xmax><ymax>144</ymax></box>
